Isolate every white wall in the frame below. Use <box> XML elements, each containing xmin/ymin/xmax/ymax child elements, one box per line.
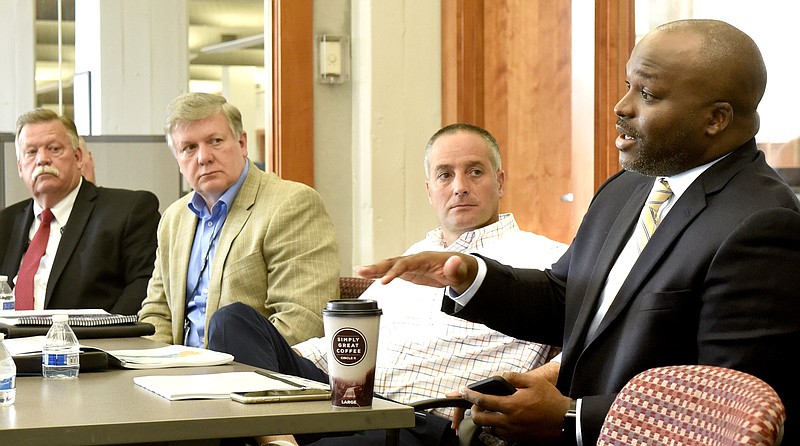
<box><xmin>313</xmin><ymin>0</ymin><xmax>355</xmax><ymax>276</ymax></box>
<box><xmin>74</xmin><ymin>0</ymin><xmax>188</xmax><ymax>135</ymax></box>
<box><xmin>0</xmin><ymin>0</ymin><xmax>36</xmax><ymax>134</ymax></box>
<box><xmin>2</xmin><ymin>135</ymin><xmax>180</xmax><ymax>214</ymax></box>
<box><xmin>314</xmin><ymin>0</ymin><xmax>440</xmax><ymax>275</ymax></box>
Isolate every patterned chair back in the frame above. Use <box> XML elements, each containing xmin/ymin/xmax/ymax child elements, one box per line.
<box><xmin>597</xmin><ymin>365</ymin><xmax>785</xmax><ymax>446</ymax></box>
<box><xmin>338</xmin><ymin>276</ymin><xmax>374</xmax><ymax>299</ymax></box>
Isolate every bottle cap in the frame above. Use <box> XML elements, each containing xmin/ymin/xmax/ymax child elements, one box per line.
<box><xmin>51</xmin><ymin>314</ymin><xmax>69</xmax><ymax>323</ymax></box>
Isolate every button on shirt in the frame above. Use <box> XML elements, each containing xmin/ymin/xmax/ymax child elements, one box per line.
<box><xmin>184</xmin><ymin>162</ymin><xmax>249</xmax><ymax>347</ymax></box>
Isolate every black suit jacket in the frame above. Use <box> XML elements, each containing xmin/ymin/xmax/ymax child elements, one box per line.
<box><xmin>444</xmin><ymin>139</ymin><xmax>800</xmax><ymax>444</ymax></box>
<box><xmin>0</xmin><ymin>180</ymin><xmax>160</xmax><ymax>315</ymax></box>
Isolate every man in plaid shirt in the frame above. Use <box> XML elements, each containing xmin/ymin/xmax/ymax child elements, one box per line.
<box><xmin>209</xmin><ymin>123</ymin><xmax>567</xmax><ymax>446</ymax></box>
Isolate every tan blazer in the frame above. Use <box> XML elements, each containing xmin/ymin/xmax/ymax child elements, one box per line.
<box><xmin>139</xmin><ymin>161</ymin><xmax>339</xmax><ymax>346</ymax></box>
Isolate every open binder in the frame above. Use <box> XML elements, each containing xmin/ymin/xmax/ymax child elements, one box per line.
<box><xmin>7</xmin><ymin>338</ymin><xmax>235</xmax><ymax>375</ymax></box>
<box><xmin>13</xmin><ymin>346</ymin><xmax>110</xmax><ymax>376</ymax></box>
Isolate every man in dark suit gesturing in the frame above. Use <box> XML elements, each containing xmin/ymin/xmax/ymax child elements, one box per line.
<box><xmin>0</xmin><ymin>109</ymin><xmax>160</xmax><ymax>315</ymax></box>
<box><xmin>358</xmin><ymin>19</ymin><xmax>800</xmax><ymax>446</ymax></box>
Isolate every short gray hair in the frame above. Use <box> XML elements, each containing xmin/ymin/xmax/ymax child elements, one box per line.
<box><xmin>423</xmin><ymin>123</ymin><xmax>501</xmax><ymax>180</ymax></box>
<box><xmin>164</xmin><ymin>92</ymin><xmax>244</xmax><ymax>151</ymax></box>
<box><xmin>15</xmin><ymin>109</ymin><xmax>80</xmax><ymax>158</ymax></box>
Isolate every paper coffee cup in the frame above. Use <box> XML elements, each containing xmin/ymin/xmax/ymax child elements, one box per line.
<box><xmin>323</xmin><ymin>299</ymin><xmax>382</xmax><ymax>408</ymax></box>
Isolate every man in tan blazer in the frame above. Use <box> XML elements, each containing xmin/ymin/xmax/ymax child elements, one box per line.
<box><xmin>138</xmin><ymin>92</ymin><xmax>339</xmax><ymax>348</ymax></box>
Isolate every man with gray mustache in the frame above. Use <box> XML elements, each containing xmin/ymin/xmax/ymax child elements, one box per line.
<box><xmin>0</xmin><ymin>109</ymin><xmax>160</xmax><ymax>314</ymax></box>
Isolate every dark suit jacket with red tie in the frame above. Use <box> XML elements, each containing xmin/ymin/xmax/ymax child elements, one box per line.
<box><xmin>0</xmin><ymin>180</ymin><xmax>160</xmax><ymax>315</ymax></box>
<box><xmin>443</xmin><ymin>138</ymin><xmax>800</xmax><ymax>444</ymax></box>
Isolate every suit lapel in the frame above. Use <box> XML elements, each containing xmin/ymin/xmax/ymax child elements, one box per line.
<box><xmin>588</xmin><ymin>185</ymin><xmax>707</xmax><ymax>344</ymax></box>
<box><xmin>582</xmin><ymin>141</ymin><xmax>756</xmax><ymax>347</ymax></box>
<box><xmin>205</xmin><ymin>163</ymin><xmax>258</xmax><ymax>316</ymax></box>
<box><xmin>3</xmin><ymin>202</ymin><xmax>35</xmax><ymax>275</ymax></box>
<box><xmin>564</xmin><ymin>180</ymin><xmax>650</xmax><ymax>355</ymax></box>
<box><xmin>46</xmin><ymin>182</ymin><xmax>97</xmax><ymax>306</ymax></box>
<box><xmin>170</xmin><ymin>199</ymin><xmax>200</xmax><ymax>327</ymax></box>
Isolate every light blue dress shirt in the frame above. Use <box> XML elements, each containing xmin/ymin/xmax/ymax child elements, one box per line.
<box><xmin>184</xmin><ymin>162</ymin><xmax>250</xmax><ymax>347</ymax></box>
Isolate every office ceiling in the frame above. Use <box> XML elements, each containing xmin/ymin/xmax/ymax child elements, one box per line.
<box><xmin>35</xmin><ymin>0</ymin><xmax>265</xmax><ymax>108</ymax></box>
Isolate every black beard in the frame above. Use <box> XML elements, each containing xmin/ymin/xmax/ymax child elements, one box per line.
<box><xmin>621</xmin><ymin>144</ymin><xmax>693</xmax><ymax>177</ymax></box>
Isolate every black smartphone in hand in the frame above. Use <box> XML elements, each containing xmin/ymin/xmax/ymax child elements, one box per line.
<box><xmin>466</xmin><ymin>375</ymin><xmax>516</xmax><ymax>396</ymax></box>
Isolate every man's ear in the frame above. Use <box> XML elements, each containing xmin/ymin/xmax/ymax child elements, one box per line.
<box><xmin>706</xmin><ymin>101</ymin><xmax>733</xmax><ymax>136</ymax></box>
<box><xmin>239</xmin><ymin>131</ymin><xmax>249</xmax><ymax>156</ymax></box>
<box><xmin>426</xmin><ymin>180</ymin><xmax>433</xmax><ymax>205</ymax></box>
<box><xmin>496</xmin><ymin>170</ymin><xmax>505</xmax><ymax>198</ymax></box>
<box><xmin>66</xmin><ymin>143</ymin><xmax>83</xmax><ymax>173</ymax></box>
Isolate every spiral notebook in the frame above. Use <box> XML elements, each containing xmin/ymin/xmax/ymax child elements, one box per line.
<box><xmin>3</xmin><ymin>314</ymin><xmax>138</xmax><ymax>327</ymax></box>
<box><xmin>0</xmin><ymin>310</ymin><xmax>154</xmax><ymax>339</ymax></box>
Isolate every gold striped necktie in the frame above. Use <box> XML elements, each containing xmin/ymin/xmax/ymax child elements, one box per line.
<box><xmin>635</xmin><ymin>179</ymin><xmax>673</xmax><ymax>253</ymax></box>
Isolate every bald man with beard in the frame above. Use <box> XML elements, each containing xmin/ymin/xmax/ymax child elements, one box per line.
<box><xmin>358</xmin><ymin>19</ymin><xmax>800</xmax><ymax>445</ymax></box>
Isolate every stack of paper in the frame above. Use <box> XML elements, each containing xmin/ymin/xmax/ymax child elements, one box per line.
<box><xmin>107</xmin><ymin>345</ymin><xmax>234</xmax><ymax>369</ymax></box>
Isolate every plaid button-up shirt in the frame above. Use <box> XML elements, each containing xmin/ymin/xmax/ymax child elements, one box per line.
<box><xmin>293</xmin><ymin>214</ymin><xmax>568</xmax><ymax>421</ymax></box>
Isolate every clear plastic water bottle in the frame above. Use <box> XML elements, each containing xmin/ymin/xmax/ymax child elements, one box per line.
<box><xmin>42</xmin><ymin>314</ymin><xmax>80</xmax><ymax>379</ymax></box>
<box><xmin>0</xmin><ymin>275</ymin><xmax>13</xmax><ymax>311</ymax></box>
<box><xmin>0</xmin><ymin>333</ymin><xmax>16</xmax><ymax>406</ymax></box>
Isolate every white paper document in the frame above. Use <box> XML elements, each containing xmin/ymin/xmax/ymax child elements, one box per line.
<box><xmin>2</xmin><ymin>335</ymin><xmax>48</xmax><ymax>356</ymax></box>
<box><xmin>133</xmin><ymin>370</ymin><xmax>330</xmax><ymax>400</ymax></box>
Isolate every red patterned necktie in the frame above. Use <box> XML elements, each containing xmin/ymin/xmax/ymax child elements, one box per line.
<box><xmin>14</xmin><ymin>209</ymin><xmax>54</xmax><ymax>310</ymax></box>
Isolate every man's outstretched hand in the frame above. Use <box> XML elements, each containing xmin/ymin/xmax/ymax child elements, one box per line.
<box><xmin>355</xmin><ymin>251</ymin><xmax>478</xmax><ymax>295</ymax></box>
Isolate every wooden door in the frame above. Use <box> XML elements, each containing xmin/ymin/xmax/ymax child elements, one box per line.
<box><xmin>594</xmin><ymin>0</ymin><xmax>635</xmax><ymax>189</ymax></box>
<box><xmin>442</xmin><ymin>0</ymin><xmax>575</xmax><ymax>243</ymax></box>
<box><xmin>442</xmin><ymin>0</ymin><xmax>635</xmax><ymax>243</ymax></box>
<box><xmin>269</xmin><ymin>0</ymin><xmax>314</xmax><ymax>187</ymax></box>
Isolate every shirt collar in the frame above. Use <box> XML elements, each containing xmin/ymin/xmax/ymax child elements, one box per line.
<box><xmin>188</xmin><ymin>161</ymin><xmax>250</xmax><ymax>218</ymax></box>
<box><xmin>660</xmin><ymin>153</ymin><xmax>729</xmax><ymax>201</ymax></box>
<box><xmin>426</xmin><ymin>213</ymin><xmax>518</xmax><ymax>253</ymax></box>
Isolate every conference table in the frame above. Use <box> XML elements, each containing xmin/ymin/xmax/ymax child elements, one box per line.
<box><xmin>1</xmin><ymin>337</ymin><xmax>415</xmax><ymax>446</ymax></box>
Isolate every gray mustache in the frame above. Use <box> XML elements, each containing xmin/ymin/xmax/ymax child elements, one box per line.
<box><xmin>32</xmin><ymin>165</ymin><xmax>61</xmax><ymax>180</ymax></box>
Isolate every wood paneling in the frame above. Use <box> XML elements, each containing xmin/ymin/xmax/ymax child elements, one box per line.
<box><xmin>270</xmin><ymin>0</ymin><xmax>314</xmax><ymax>187</ymax></box>
<box><xmin>442</xmin><ymin>0</ymin><xmax>574</xmax><ymax>243</ymax></box>
<box><xmin>442</xmin><ymin>0</ymin><xmax>484</xmax><ymax>125</ymax></box>
<box><xmin>594</xmin><ymin>0</ymin><xmax>635</xmax><ymax>189</ymax></box>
